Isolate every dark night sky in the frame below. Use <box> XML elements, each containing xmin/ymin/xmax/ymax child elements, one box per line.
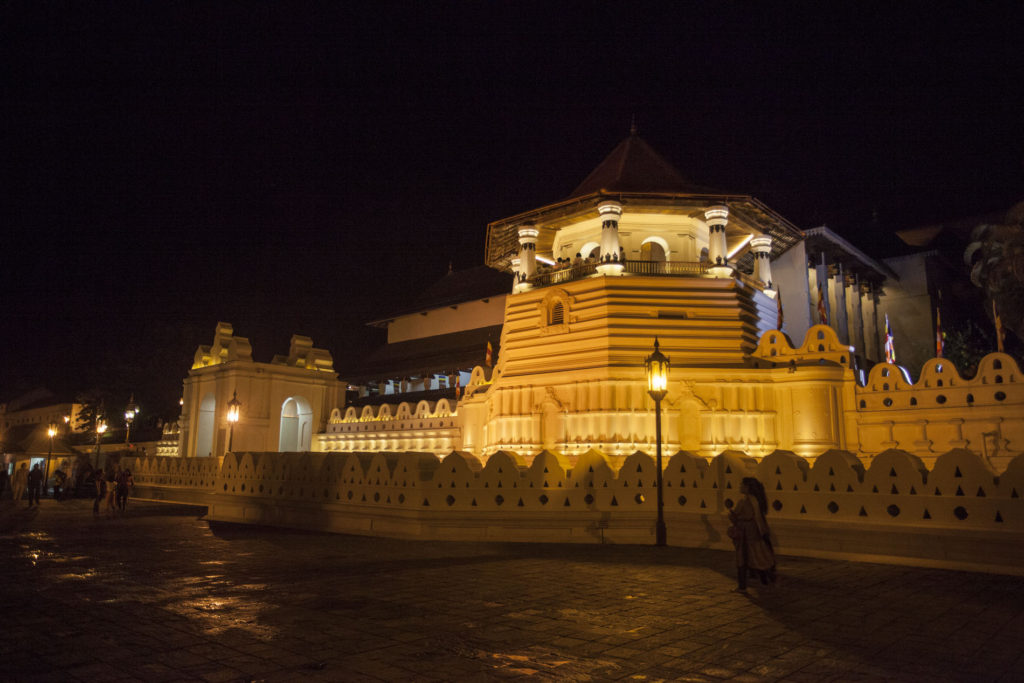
<box><xmin>2</xmin><ymin>2</ymin><xmax>1022</xmax><ymax>418</ymax></box>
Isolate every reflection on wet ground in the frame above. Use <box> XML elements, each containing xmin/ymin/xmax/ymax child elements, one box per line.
<box><xmin>2</xmin><ymin>498</ymin><xmax>1024</xmax><ymax>681</ymax></box>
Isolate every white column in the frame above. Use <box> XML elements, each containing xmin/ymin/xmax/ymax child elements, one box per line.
<box><xmin>513</xmin><ymin>223</ymin><xmax>539</xmax><ymax>293</ymax></box>
<box><xmin>862</xmin><ymin>284</ymin><xmax>879</xmax><ymax>360</ymax></box>
<box><xmin>806</xmin><ymin>263</ymin><xmax>818</xmax><ymax>327</ymax></box>
<box><xmin>832</xmin><ymin>262</ymin><xmax>849</xmax><ymax>343</ymax></box>
<box><xmin>705</xmin><ymin>205</ymin><xmax>733</xmax><ymax>278</ymax></box>
<box><xmin>749</xmin><ymin>236</ymin><xmax>775</xmax><ymax>297</ymax></box>
<box><xmin>597</xmin><ymin>200</ymin><xmax>624</xmax><ymax>275</ymax></box>
<box><xmin>814</xmin><ymin>252</ymin><xmax>830</xmax><ymax>326</ymax></box>
<box><xmin>848</xmin><ymin>275</ymin><xmax>865</xmax><ymax>358</ymax></box>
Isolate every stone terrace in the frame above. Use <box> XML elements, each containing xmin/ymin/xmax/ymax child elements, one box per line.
<box><xmin>2</xmin><ymin>498</ymin><xmax>1024</xmax><ymax>682</ymax></box>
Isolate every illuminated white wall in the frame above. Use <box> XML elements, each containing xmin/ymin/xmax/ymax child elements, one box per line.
<box><xmin>771</xmin><ymin>240</ymin><xmax>812</xmax><ymax>344</ymax></box>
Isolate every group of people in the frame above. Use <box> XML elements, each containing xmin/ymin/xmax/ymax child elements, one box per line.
<box><xmin>517</xmin><ymin>249</ymin><xmax>632</xmax><ymax>283</ymax></box>
<box><xmin>91</xmin><ymin>465</ymin><xmax>134</xmax><ymax>516</ymax></box>
<box><xmin>539</xmin><ymin>249</ymin><xmax>629</xmax><ymax>273</ymax></box>
<box><xmin>0</xmin><ymin>462</ymin><xmax>49</xmax><ymax>506</ymax></box>
<box><xmin>0</xmin><ymin>461</ymin><xmax>133</xmax><ymax>515</ymax></box>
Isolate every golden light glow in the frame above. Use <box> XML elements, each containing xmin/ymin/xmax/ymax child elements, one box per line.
<box><xmin>644</xmin><ymin>339</ymin><xmax>670</xmax><ymax>401</ymax></box>
<box><xmin>63</xmin><ymin>415</ymin><xmax>70</xmax><ymax>424</ymax></box>
<box><xmin>47</xmin><ymin>426</ymin><xmax>57</xmax><ymax>438</ymax></box>
<box><xmin>727</xmin><ymin>234</ymin><xmax>753</xmax><ymax>259</ymax></box>
<box><xmin>125</xmin><ymin>394</ymin><xmax>139</xmax><ymax>422</ymax></box>
<box><xmin>227</xmin><ymin>390</ymin><xmax>241</xmax><ymax>424</ymax></box>
<box><xmin>97</xmin><ymin>421</ymin><xmax>107</xmax><ymax>435</ymax></box>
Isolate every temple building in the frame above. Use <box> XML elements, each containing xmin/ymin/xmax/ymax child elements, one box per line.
<box><xmin>175</xmin><ymin>131</ymin><xmax>1023</xmax><ymax>470</ymax></box>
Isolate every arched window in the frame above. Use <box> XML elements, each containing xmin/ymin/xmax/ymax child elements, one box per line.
<box><xmin>196</xmin><ymin>393</ymin><xmax>216</xmax><ymax>458</ymax></box>
<box><xmin>279</xmin><ymin>396</ymin><xmax>314</xmax><ymax>452</ymax></box>
<box><xmin>539</xmin><ymin>289</ymin><xmax>571</xmax><ymax>333</ymax></box>
<box><xmin>640</xmin><ymin>239</ymin><xmax>667</xmax><ymax>262</ymax></box>
<box><xmin>550</xmin><ymin>301</ymin><xmax>564</xmax><ymax>325</ymax></box>
<box><xmin>579</xmin><ymin>241</ymin><xmax>600</xmax><ymax>260</ymax></box>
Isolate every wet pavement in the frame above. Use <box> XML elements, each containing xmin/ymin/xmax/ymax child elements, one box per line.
<box><xmin>2</xmin><ymin>498</ymin><xmax>1024</xmax><ymax>682</ymax></box>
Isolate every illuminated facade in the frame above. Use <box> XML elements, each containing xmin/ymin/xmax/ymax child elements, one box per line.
<box><xmin>178</xmin><ymin>323</ymin><xmax>341</xmax><ymax>459</ymax></box>
<box><xmin>177</xmin><ymin>133</ymin><xmax>1023</xmax><ymax>473</ymax></box>
<box><xmin>150</xmin><ymin>132</ymin><xmax>1024</xmax><ymax>570</ymax></box>
<box><xmin>315</xmin><ymin>132</ymin><xmax>1022</xmax><ymax>470</ymax></box>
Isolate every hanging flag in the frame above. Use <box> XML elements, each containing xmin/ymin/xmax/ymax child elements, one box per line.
<box><xmin>775</xmin><ymin>290</ymin><xmax>784</xmax><ymax>331</ymax></box>
<box><xmin>884</xmin><ymin>313</ymin><xmax>896</xmax><ymax>364</ymax></box>
<box><xmin>993</xmin><ymin>299</ymin><xmax>1005</xmax><ymax>353</ymax></box>
<box><xmin>454</xmin><ymin>374</ymin><xmax>461</xmax><ymax>400</ymax></box>
<box><xmin>817</xmin><ymin>283</ymin><xmax>829</xmax><ymax>326</ymax></box>
<box><xmin>935</xmin><ymin>306</ymin><xmax>944</xmax><ymax>358</ymax></box>
<box><xmin>485</xmin><ymin>341</ymin><xmax>493</xmax><ymax>367</ymax></box>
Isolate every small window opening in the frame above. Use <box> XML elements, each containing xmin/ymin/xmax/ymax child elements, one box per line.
<box><xmin>550</xmin><ymin>301</ymin><xmax>564</xmax><ymax>325</ymax></box>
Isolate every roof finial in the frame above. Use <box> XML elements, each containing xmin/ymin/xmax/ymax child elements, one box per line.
<box><xmin>629</xmin><ymin>113</ymin><xmax>638</xmax><ymax>136</ymax></box>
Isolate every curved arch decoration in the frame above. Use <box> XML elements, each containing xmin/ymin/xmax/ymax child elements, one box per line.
<box><xmin>279</xmin><ymin>396</ymin><xmax>314</xmax><ymax>452</ymax></box>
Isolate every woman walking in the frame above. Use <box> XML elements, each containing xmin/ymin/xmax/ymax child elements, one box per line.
<box><xmin>729</xmin><ymin>476</ymin><xmax>776</xmax><ymax>591</ymax></box>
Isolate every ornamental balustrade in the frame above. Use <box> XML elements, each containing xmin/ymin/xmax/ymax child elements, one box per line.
<box><xmin>124</xmin><ymin>446</ymin><xmax>1024</xmax><ymax>530</ymax></box>
<box><xmin>527</xmin><ymin>260</ymin><xmax>713</xmax><ymax>288</ymax></box>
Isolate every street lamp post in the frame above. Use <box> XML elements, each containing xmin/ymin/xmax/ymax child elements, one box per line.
<box><xmin>645</xmin><ymin>338</ymin><xmax>670</xmax><ymax>547</ymax></box>
<box><xmin>124</xmin><ymin>394</ymin><xmax>139</xmax><ymax>446</ymax></box>
<box><xmin>45</xmin><ymin>424</ymin><xmax>56</xmax><ymax>497</ymax></box>
<box><xmin>94</xmin><ymin>420</ymin><xmax>108</xmax><ymax>469</ymax></box>
<box><xmin>226</xmin><ymin>390</ymin><xmax>241</xmax><ymax>453</ymax></box>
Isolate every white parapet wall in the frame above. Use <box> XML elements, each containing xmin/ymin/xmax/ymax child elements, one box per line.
<box><xmin>125</xmin><ymin>446</ymin><xmax>1024</xmax><ymax>576</ymax></box>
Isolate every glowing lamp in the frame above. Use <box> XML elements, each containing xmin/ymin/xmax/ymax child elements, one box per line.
<box><xmin>227</xmin><ymin>391</ymin><xmax>241</xmax><ymax>424</ymax></box>
<box><xmin>226</xmin><ymin>390</ymin><xmax>241</xmax><ymax>453</ymax></box>
<box><xmin>643</xmin><ymin>338</ymin><xmax>670</xmax><ymax>546</ymax></box>
<box><xmin>645</xmin><ymin>339</ymin><xmax>670</xmax><ymax>401</ymax></box>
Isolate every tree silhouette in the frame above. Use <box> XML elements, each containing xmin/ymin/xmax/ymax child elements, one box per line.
<box><xmin>964</xmin><ymin>201</ymin><xmax>1024</xmax><ymax>344</ymax></box>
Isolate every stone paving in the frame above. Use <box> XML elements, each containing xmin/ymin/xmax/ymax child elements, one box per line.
<box><xmin>2</xmin><ymin>498</ymin><xmax>1024</xmax><ymax>682</ymax></box>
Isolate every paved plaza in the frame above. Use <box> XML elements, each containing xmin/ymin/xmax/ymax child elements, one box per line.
<box><xmin>2</xmin><ymin>499</ymin><xmax>1024</xmax><ymax>682</ymax></box>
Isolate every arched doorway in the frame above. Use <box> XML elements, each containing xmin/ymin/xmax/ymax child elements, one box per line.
<box><xmin>279</xmin><ymin>396</ymin><xmax>314</xmax><ymax>452</ymax></box>
<box><xmin>196</xmin><ymin>393</ymin><xmax>216</xmax><ymax>458</ymax></box>
<box><xmin>640</xmin><ymin>238</ymin><xmax>667</xmax><ymax>262</ymax></box>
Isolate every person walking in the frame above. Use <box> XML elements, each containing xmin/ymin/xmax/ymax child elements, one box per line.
<box><xmin>728</xmin><ymin>476</ymin><xmax>776</xmax><ymax>591</ymax></box>
<box><xmin>92</xmin><ymin>468</ymin><xmax>107</xmax><ymax>516</ymax></box>
<box><xmin>11</xmin><ymin>462</ymin><xmax>29</xmax><ymax>507</ymax></box>
<box><xmin>115</xmin><ymin>467</ymin><xmax>133</xmax><ymax>513</ymax></box>
<box><xmin>104</xmin><ymin>467</ymin><xmax>118</xmax><ymax>516</ymax></box>
<box><xmin>0</xmin><ymin>465</ymin><xmax>9</xmax><ymax>500</ymax></box>
<box><xmin>27</xmin><ymin>463</ymin><xmax>43</xmax><ymax>506</ymax></box>
<box><xmin>52</xmin><ymin>467</ymin><xmax>68</xmax><ymax>501</ymax></box>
